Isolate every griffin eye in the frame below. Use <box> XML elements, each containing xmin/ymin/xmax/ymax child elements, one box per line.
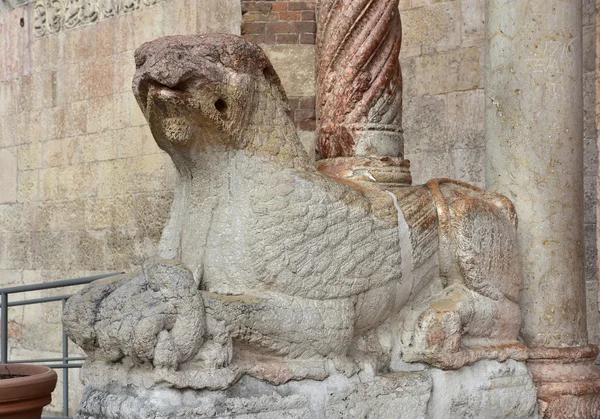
<box><xmin>215</xmin><ymin>99</ymin><xmax>227</xmax><ymax>113</ymax></box>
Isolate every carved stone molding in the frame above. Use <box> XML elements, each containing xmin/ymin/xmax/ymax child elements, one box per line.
<box><xmin>316</xmin><ymin>0</ymin><xmax>403</xmax><ymax>160</ymax></box>
<box><xmin>33</xmin><ymin>0</ymin><xmax>164</xmax><ymax>37</ymax></box>
<box><xmin>528</xmin><ymin>345</ymin><xmax>600</xmax><ymax>418</ymax></box>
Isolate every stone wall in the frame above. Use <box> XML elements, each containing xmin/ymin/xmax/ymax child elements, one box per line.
<box><xmin>399</xmin><ymin>0</ymin><xmax>599</xmax><ymax>345</ymax></box>
<box><xmin>0</xmin><ymin>0</ymin><xmax>598</xmax><ymax>414</ymax></box>
<box><xmin>0</xmin><ymin>0</ymin><xmax>241</xmax><ymax>413</ymax></box>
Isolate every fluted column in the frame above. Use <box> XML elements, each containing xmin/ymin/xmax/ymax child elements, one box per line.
<box><xmin>316</xmin><ymin>0</ymin><xmax>403</xmax><ymax>160</ymax></box>
<box><xmin>486</xmin><ymin>0</ymin><xmax>600</xmax><ymax>416</ymax></box>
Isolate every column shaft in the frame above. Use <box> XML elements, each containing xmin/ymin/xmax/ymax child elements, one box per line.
<box><xmin>485</xmin><ymin>0</ymin><xmax>586</xmax><ymax>348</ymax></box>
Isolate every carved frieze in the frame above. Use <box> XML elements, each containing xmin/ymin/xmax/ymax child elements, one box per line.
<box><xmin>33</xmin><ymin>0</ymin><xmax>164</xmax><ymax>36</ymax></box>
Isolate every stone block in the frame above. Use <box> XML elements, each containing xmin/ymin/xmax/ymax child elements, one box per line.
<box><xmin>97</xmin><ymin>154</ymin><xmax>167</xmax><ymax>197</ymax></box>
<box><xmin>398</xmin><ymin>0</ymin><xmax>411</xmax><ymax>11</ymax></box>
<box><xmin>58</xmin><ymin>163</ymin><xmax>98</xmax><ymax>200</ymax></box>
<box><xmin>583</xmin><ymin>0</ymin><xmax>597</xmax><ymax>27</ymax></box>
<box><xmin>37</xmin><ymin>200</ymin><xmax>86</xmax><ymax>231</ymax></box>
<box><xmin>31</xmin><ymin>230</ymin><xmax>70</xmax><ymax>270</ymax></box>
<box><xmin>584</xmin><ymin>174</ymin><xmax>596</xmax><ymax>224</ymax></box>
<box><xmin>39</xmin><ymin>167</ymin><xmax>60</xmax><ymax>201</ymax></box>
<box><xmin>0</xmin><ymin>269</ymin><xmax>22</xmax><ymax>287</ymax></box>
<box><xmin>126</xmin><ymin>92</ymin><xmax>148</xmax><ymax>126</ymax></box>
<box><xmin>262</xmin><ymin>45</ymin><xmax>315</xmax><ymax>97</ymax></box>
<box><xmin>95</xmin><ymin>18</ymin><xmax>118</xmax><ymax>58</ymax></box>
<box><xmin>66</xmin><ymin>101</ymin><xmax>89</xmax><ymax>137</ymax></box>
<box><xmin>115</xmin><ymin>14</ymin><xmax>137</xmax><ymax>54</ymax></box>
<box><xmin>133</xmin><ymin>10</ymin><xmax>164</xmax><ymax>50</ymax></box>
<box><xmin>79</xmin><ymin>55</ymin><xmax>115</xmax><ymax>100</ymax></box>
<box><xmin>0</xmin><ymin>202</ymin><xmax>33</xmax><ymax>232</ymax></box>
<box><xmin>403</xmin><ymin>93</ymin><xmax>447</xmax><ymax>154</ymax></box>
<box><xmin>86</xmin><ymin>94</ymin><xmax>129</xmax><ymax>134</ymax></box>
<box><xmin>130</xmin><ymin>192</ymin><xmax>172</xmax><ymax>238</ymax></box>
<box><xmin>446</xmin><ymin>89</ymin><xmax>485</xmax><ymax>149</ymax></box>
<box><xmin>586</xmin><ymin>279</ymin><xmax>599</xmax><ymax>344</ymax></box>
<box><xmin>20</xmin><ymin>305</ymin><xmax>63</xmax><ymax>351</ymax></box>
<box><xmin>70</xmin><ymin>25</ymin><xmax>98</xmax><ymax>64</ymax></box>
<box><xmin>401</xmin><ymin>2</ymin><xmax>461</xmax><ymax>57</ymax></box>
<box><xmin>461</xmin><ymin>0</ymin><xmax>485</xmax><ymax>48</ymax></box>
<box><xmin>584</xmin><ymin>137</ymin><xmax>598</xmax><ymax>176</ymax></box>
<box><xmin>83</xmin><ymin>192</ymin><xmax>170</xmax><ymax>255</ymax></box>
<box><xmin>405</xmin><ymin>149</ymin><xmax>453</xmax><ymax>186</ymax></box>
<box><xmin>113</xmin><ymin>51</ymin><xmax>137</xmax><ymax>94</ymax></box>
<box><xmin>75</xmin><ymin>131</ymin><xmax>118</xmax><ymax>164</ymax></box>
<box><xmin>17</xmin><ymin>169</ymin><xmax>39</xmax><ymax>202</ymax></box>
<box><xmin>0</xmin><ymin>80</ymin><xmax>21</xmax><ymax>117</ymax></box>
<box><xmin>451</xmin><ymin>147</ymin><xmax>485</xmax><ymax>188</ymax></box>
<box><xmin>17</xmin><ymin>75</ymin><xmax>34</xmax><ymax>113</ymax></box>
<box><xmin>414</xmin><ymin>47</ymin><xmax>481</xmax><ymax>96</ymax></box>
<box><xmin>17</xmin><ymin>142</ymin><xmax>43</xmax><ymax>171</ymax></box>
<box><xmin>117</xmin><ymin>125</ymin><xmax>161</xmax><ymax>158</ymax></box>
<box><xmin>326</xmin><ymin>372</ymin><xmax>431</xmax><ymax>418</ymax></box>
<box><xmin>583</xmin><ymin>72</ymin><xmax>596</xmax><ymax>140</ymax></box>
<box><xmin>67</xmin><ymin>230</ymin><xmax>109</xmax><ymax>270</ymax></box>
<box><xmin>197</xmin><ymin>0</ymin><xmax>242</xmax><ymax>35</ymax></box>
<box><xmin>162</xmin><ymin>0</ymin><xmax>196</xmax><ymax>36</ymax></box>
<box><xmin>428</xmin><ymin>360</ymin><xmax>538</xmax><ymax>419</ymax></box>
<box><xmin>43</xmin><ymin>138</ymin><xmax>76</xmax><ymax>168</ymax></box>
<box><xmin>4</xmin><ymin>231</ymin><xmax>33</xmax><ymax>270</ymax></box>
<box><xmin>85</xmin><ymin>196</ymin><xmax>139</xmax><ymax>231</ymax></box>
<box><xmin>12</xmin><ymin>271</ymin><xmax>44</xmax><ymax>300</ymax></box>
<box><xmin>31</xmin><ymin>35</ymin><xmax>59</xmax><ymax>73</ymax></box>
<box><xmin>0</xmin><ymin>148</ymin><xmax>18</xmax><ymax>203</ymax></box>
<box><xmin>31</xmin><ymin>71</ymin><xmax>56</xmax><ymax>110</ymax></box>
<box><xmin>55</xmin><ymin>64</ymin><xmax>82</xmax><ymax>106</ymax></box>
<box><xmin>41</xmin><ymin>106</ymin><xmax>68</xmax><ymax>141</ymax></box>
<box><xmin>28</xmin><ymin>110</ymin><xmax>44</xmax><ymax>146</ymax></box>
<box><xmin>104</xmin><ymin>228</ymin><xmax>146</xmax><ymax>270</ymax></box>
<box><xmin>585</xmin><ymin>223</ymin><xmax>597</xmax><ymax>283</ymax></box>
<box><xmin>583</xmin><ymin>25</ymin><xmax>596</xmax><ymax>74</ymax></box>
<box><xmin>2</xmin><ymin>112</ymin><xmax>32</xmax><ymax>146</ymax></box>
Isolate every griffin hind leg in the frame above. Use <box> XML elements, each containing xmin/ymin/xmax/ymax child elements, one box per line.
<box><xmin>401</xmin><ymin>179</ymin><xmax>527</xmax><ymax>369</ymax></box>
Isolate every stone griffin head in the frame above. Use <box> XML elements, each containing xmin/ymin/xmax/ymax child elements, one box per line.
<box><xmin>132</xmin><ymin>34</ymin><xmax>309</xmax><ymax>169</ymax></box>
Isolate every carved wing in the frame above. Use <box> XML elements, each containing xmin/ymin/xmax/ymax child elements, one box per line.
<box><xmin>247</xmin><ymin>169</ymin><xmax>403</xmax><ymax>300</ymax></box>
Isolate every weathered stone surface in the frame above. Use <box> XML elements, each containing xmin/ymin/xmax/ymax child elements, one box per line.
<box><xmin>76</xmin><ymin>370</ymin><xmax>432</xmax><ymax>418</ymax></box>
<box><xmin>486</xmin><ymin>0</ymin><xmax>600</xmax><ymax>415</ymax></box>
<box><xmin>262</xmin><ymin>45</ymin><xmax>315</xmax><ymax>98</ymax></box>
<box><xmin>64</xmin><ymin>258</ymin><xmax>206</xmax><ymax>369</ymax></box>
<box><xmin>0</xmin><ymin>148</ymin><xmax>17</xmax><ymax>203</ymax></box>
<box><xmin>60</xmin><ymin>36</ymin><xmax>531</xmax><ymax>419</ymax></box>
<box><xmin>74</xmin><ymin>361</ymin><xmax>539</xmax><ymax>418</ymax></box>
<box><xmin>428</xmin><ymin>360</ymin><xmax>537</xmax><ymax>419</ymax></box>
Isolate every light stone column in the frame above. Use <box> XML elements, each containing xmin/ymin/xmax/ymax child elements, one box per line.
<box><xmin>485</xmin><ymin>0</ymin><xmax>600</xmax><ymax>416</ymax></box>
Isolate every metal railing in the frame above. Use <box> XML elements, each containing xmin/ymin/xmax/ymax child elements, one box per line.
<box><xmin>0</xmin><ymin>272</ymin><xmax>123</xmax><ymax>419</ymax></box>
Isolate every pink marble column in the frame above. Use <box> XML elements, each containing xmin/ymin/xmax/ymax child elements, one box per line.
<box><xmin>316</xmin><ymin>0</ymin><xmax>403</xmax><ymax>160</ymax></box>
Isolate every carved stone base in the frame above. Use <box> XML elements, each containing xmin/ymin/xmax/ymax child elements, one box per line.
<box><xmin>528</xmin><ymin>345</ymin><xmax>600</xmax><ymax>418</ymax></box>
<box><xmin>74</xmin><ymin>360</ymin><xmax>537</xmax><ymax>418</ymax></box>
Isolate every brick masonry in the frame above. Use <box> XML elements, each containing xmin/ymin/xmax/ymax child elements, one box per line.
<box><xmin>287</xmin><ymin>96</ymin><xmax>316</xmax><ymax>131</ymax></box>
<box><xmin>241</xmin><ymin>1</ymin><xmax>317</xmax><ymax>134</ymax></box>
<box><xmin>241</xmin><ymin>1</ymin><xmax>316</xmax><ymax>45</ymax></box>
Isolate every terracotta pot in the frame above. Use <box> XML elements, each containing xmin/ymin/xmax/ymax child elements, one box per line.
<box><xmin>0</xmin><ymin>364</ymin><xmax>58</xmax><ymax>419</ymax></box>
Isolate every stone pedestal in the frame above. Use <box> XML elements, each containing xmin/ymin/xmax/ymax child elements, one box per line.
<box><xmin>485</xmin><ymin>0</ymin><xmax>600</xmax><ymax>416</ymax></box>
<box><xmin>74</xmin><ymin>360</ymin><xmax>537</xmax><ymax>419</ymax></box>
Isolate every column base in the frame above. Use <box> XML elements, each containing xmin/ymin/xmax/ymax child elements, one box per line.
<box><xmin>528</xmin><ymin>345</ymin><xmax>600</xmax><ymax>418</ymax></box>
